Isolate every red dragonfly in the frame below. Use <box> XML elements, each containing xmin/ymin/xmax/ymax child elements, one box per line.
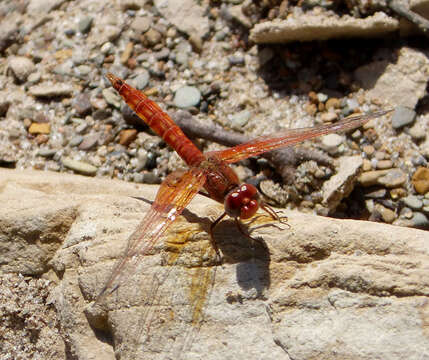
<box><xmin>97</xmin><ymin>72</ymin><xmax>390</xmax><ymax>304</ymax></box>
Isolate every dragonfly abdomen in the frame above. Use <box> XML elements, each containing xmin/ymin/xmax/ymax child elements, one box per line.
<box><xmin>107</xmin><ymin>73</ymin><xmax>204</xmax><ymax>167</ymax></box>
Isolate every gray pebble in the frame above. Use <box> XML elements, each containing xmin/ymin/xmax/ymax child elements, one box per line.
<box><xmin>29</xmin><ymin>83</ymin><xmax>74</xmax><ymax>98</ymax></box>
<box><xmin>402</xmin><ymin>195</ymin><xmax>423</xmax><ymax>210</ymax></box>
<box><xmin>143</xmin><ymin>172</ymin><xmax>161</xmax><ymax>184</ymax></box>
<box><xmin>377</xmin><ymin>168</ymin><xmax>407</xmax><ymax>188</ymax></box>
<box><xmin>229</xmin><ymin>110</ymin><xmax>251</xmax><ymax>130</ymax></box>
<box><xmin>154</xmin><ymin>48</ymin><xmax>169</xmax><ymax>60</ymax></box>
<box><xmin>78</xmin><ymin>133</ymin><xmax>100</xmax><ymax>150</ymax></box>
<box><xmin>133</xmin><ymin>173</ymin><xmax>144</xmax><ymax>183</ymax></box>
<box><xmin>69</xmin><ymin>135</ymin><xmax>84</xmax><ymax>147</ymax></box>
<box><xmin>215</xmin><ymin>30</ymin><xmax>228</xmax><ymax>41</ymax></box>
<box><xmin>411</xmin><ymin>212</ymin><xmax>429</xmax><ymax>229</ymax></box>
<box><xmin>62</xmin><ymin>157</ymin><xmax>97</xmax><ymax>176</ymax></box>
<box><xmin>228</xmin><ymin>55</ymin><xmax>245</xmax><ymax>66</ymax></box>
<box><xmin>134</xmin><ymin>70</ymin><xmax>150</xmax><ymax>90</ymax></box>
<box><xmin>175</xmin><ymin>51</ymin><xmax>188</xmax><ymax>66</ymax></box>
<box><xmin>72</xmin><ymin>93</ymin><xmax>92</xmax><ymax>117</ymax></box>
<box><xmin>365</xmin><ymin>188</ymin><xmax>387</xmax><ymax>198</ymax></box>
<box><xmin>78</xmin><ymin>16</ymin><xmax>93</xmax><ymax>34</ymax></box>
<box><xmin>346</xmin><ymin>98</ymin><xmax>359</xmax><ymax>111</ymax></box>
<box><xmin>392</xmin><ymin>106</ymin><xmax>416</xmax><ymax>129</ymax></box>
<box><xmin>27</xmin><ymin>72</ymin><xmax>41</xmax><ymax>83</ymax></box>
<box><xmin>37</xmin><ymin>149</ymin><xmax>57</xmax><ymax>158</ymax></box>
<box><xmin>102</xmin><ymin>88</ymin><xmax>121</xmax><ymax>108</ymax></box>
<box><xmin>53</xmin><ymin>62</ymin><xmax>72</xmax><ymax>76</ymax></box>
<box><xmin>173</xmin><ymin>86</ymin><xmax>201</xmax><ymax>108</ymax></box>
<box><xmin>75</xmin><ymin>122</ymin><xmax>88</xmax><ymax>134</ymax></box>
<box><xmin>75</xmin><ymin>65</ymin><xmax>92</xmax><ymax>76</ymax></box>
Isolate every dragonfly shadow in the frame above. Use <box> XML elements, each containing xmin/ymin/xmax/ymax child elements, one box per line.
<box><xmin>210</xmin><ymin>218</ymin><xmax>271</xmax><ymax>298</ymax></box>
<box><xmin>132</xmin><ymin>196</ymin><xmax>271</xmax><ymax>297</ymax></box>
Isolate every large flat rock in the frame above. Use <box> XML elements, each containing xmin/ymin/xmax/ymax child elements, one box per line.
<box><xmin>1</xmin><ymin>169</ymin><xmax>428</xmax><ymax>360</ymax></box>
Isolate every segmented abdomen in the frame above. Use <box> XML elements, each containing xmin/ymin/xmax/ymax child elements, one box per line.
<box><xmin>108</xmin><ymin>73</ymin><xmax>205</xmax><ymax>167</ymax></box>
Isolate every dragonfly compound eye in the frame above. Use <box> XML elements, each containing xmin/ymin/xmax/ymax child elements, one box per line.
<box><xmin>224</xmin><ymin>183</ymin><xmax>260</xmax><ymax>219</ymax></box>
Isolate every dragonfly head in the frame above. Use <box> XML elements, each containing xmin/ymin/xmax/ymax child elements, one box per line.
<box><xmin>224</xmin><ymin>183</ymin><xmax>260</xmax><ymax>219</ymax></box>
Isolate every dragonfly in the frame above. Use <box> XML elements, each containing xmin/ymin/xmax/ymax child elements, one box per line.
<box><xmin>97</xmin><ymin>72</ymin><xmax>391</xmax><ymax>306</ymax></box>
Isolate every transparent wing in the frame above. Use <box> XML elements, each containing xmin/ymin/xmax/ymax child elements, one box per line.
<box><xmin>209</xmin><ymin>110</ymin><xmax>391</xmax><ymax>163</ymax></box>
<box><xmin>96</xmin><ymin>167</ymin><xmax>207</xmax><ymax>304</ymax></box>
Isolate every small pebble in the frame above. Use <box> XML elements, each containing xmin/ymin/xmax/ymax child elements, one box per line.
<box><xmin>325</xmin><ymin>98</ymin><xmax>340</xmax><ymax>110</ymax></box>
<box><xmin>143</xmin><ymin>28</ymin><xmax>162</xmax><ymax>46</ymax></box>
<box><xmin>390</xmin><ymin>188</ymin><xmax>407</xmax><ymax>199</ymax></box>
<box><xmin>377</xmin><ymin>169</ymin><xmax>407</xmax><ymax>188</ymax></box>
<box><xmin>62</xmin><ymin>157</ymin><xmax>97</xmax><ymax>176</ymax></box>
<box><xmin>143</xmin><ymin>172</ymin><xmax>161</xmax><ymax>184</ymax></box>
<box><xmin>374</xmin><ymin>151</ymin><xmax>386</xmax><ymax>160</ymax></box>
<box><xmin>402</xmin><ymin>195</ymin><xmax>423</xmax><ymax>210</ymax></box>
<box><xmin>321</xmin><ymin>133</ymin><xmax>343</xmax><ymax>150</ymax></box>
<box><xmin>412</xmin><ymin>167</ymin><xmax>429</xmax><ymax>194</ymax></box>
<box><xmin>78</xmin><ymin>16</ymin><xmax>93</xmax><ymax>34</ymax></box>
<box><xmin>304</xmin><ymin>103</ymin><xmax>317</xmax><ymax>116</ymax></box>
<box><xmin>134</xmin><ymin>70</ymin><xmax>150</xmax><ymax>90</ymax></box>
<box><xmin>133</xmin><ymin>173</ymin><xmax>144</xmax><ymax>183</ymax></box>
<box><xmin>408</xmin><ymin>123</ymin><xmax>426</xmax><ymax>141</ymax></box>
<box><xmin>362</xmin><ymin>159</ymin><xmax>372</xmax><ymax>171</ymax></box>
<box><xmin>75</xmin><ymin>65</ymin><xmax>92</xmax><ymax>76</ymax></box>
<box><xmin>131</xmin><ymin>17</ymin><xmax>151</xmax><ymax>34</ymax></box>
<box><xmin>102</xmin><ymin>88</ymin><xmax>121</xmax><ymax>108</ymax></box>
<box><xmin>374</xmin><ymin>203</ymin><xmax>396</xmax><ymax>224</ymax></box>
<box><xmin>175</xmin><ymin>51</ymin><xmax>189</xmax><ymax>66</ymax></box>
<box><xmin>101</xmin><ymin>42</ymin><xmax>114</xmax><ymax>55</ymax></box>
<box><xmin>69</xmin><ymin>135</ymin><xmax>84</xmax><ymax>147</ymax></box>
<box><xmin>28</xmin><ymin>123</ymin><xmax>50</xmax><ymax>134</ymax></box>
<box><xmin>362</xmin><ymin>145</ymin><xmax>375</xmax><ymax>156</ymax></box>
<box><xmin>391</xmin><ymin>106</ymin><xmax>416</xmax><ymax>129</ymax></box>
<box><xmin>79</xmin><ymin>134</ymin><xmax>100</xmax><ymax>150</ymax></box>
<box><xmin>154</xmin><ymin>48</ymin><xmax>169</xmax><ymax>60</ymax></box>
<box><xmin>72</xmin><ymin>93</ymin><xmax>92</xmax><ymax>117</ymax></box>
<box><xmin>365</xmin><ymin>188</ymin><xmax>386</xmax><ymax>198</ymax></box>
<box><xmin>75</xmin><ymin>122</ymin><xmax>88</xmax><ymax>134</ymax></box>
<box><xmin>228</xmin><ymin>55</ymin><xmax>245</xmax><ymax>66</ymax></box>
<box><xmin>29</xmin><ymin>83</ymin><xmax>74</xmax><ymax>98</ymax></box>
<box><xmin>346</xmin><ymin>98</ymin><xmax>359</xmax><ymax>111</ymax></box>
<box><xmin>9</xmin><ymin>56</ymin><xmax>35</xmax><ymax>82</ymax></box>
<box><xmin>317</xmin><ymin>93</ymin><xmax>328</xmax><ymax>103</ymax></box>
<box><xmin>121</xmin><ymin>42</ymin><xmax>134</xmax><ymax>64</ymax></box>
<box><xmin>229</xmin><ymin>110</ymin><xmax>251</xmax><ymax>130</ymax></box>
<box><xmin>376</xmin><ymin>160</ymin><xmax>393</xmax><ymax>170</ymax></box>
<box><xmin>320</xmin><ymin>112</ymin><xmax>338</xmax><ymax>123</ymax></box>
<box><xmin>119</xmin><ymin>129</ymin><xmax>138</xmax><ymax>146</ymax></box>
<box><xmin>410</xmin><ymin>212</ymin><xmax>429</xmax><ymax>229</ymax></box>
<box><xmin>173</xmin><ymin>86</ymin><xmax>201</xmax><ymax>108</ymax></box>
<box><xmin>358</xmin><ymin>169</ymin><xmax>390</xmax><ymax>187</ymax></box>
<box><xmin>37</xmin><ymin>149</ymin><xmax>57</xmax><ymax>158</ymax></box>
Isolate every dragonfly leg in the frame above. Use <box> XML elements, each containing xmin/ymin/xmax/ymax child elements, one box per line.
<box><xmin>260</xmin><ymin>203</ymin><xmax>290</xmax><ymax>227</ymax></box>
<box><xmin>234</xmin><ymin>218</ymin><xmax>265</xmax><ymax>245</ymax></box>
<box><xmin>209</xmin><ymin>212</ymin><xmax>227</xmax><ymax>262</ymax></box>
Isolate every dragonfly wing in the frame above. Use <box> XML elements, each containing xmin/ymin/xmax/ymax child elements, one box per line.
<box><xmin>96</xmin><ymin>167</ymin><xmax>207</xmax><ymax>304</ymax></box>
<box><xmin>209</xmin><ymin>110</ymin><xmax>391</xmax><ymax>163</ymax></box>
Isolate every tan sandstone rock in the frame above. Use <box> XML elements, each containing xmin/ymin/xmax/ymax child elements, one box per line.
<box><xmin>1</xmin><ymin>169</ymin><xmax>428</xmax><ymax>360</ymax></box>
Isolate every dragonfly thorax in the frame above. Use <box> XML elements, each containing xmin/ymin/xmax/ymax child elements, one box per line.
<box><xmin>224</xmin><ymin>183</ymin><xmax>260</xmax><ymax>219</ymax></box>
